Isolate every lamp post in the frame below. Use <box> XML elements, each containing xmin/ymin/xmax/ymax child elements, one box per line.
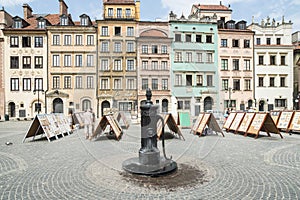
<box><xmin>33</xmin><ymin>89</ymin><xmax>44</xmax><ymax>114</ymax></box>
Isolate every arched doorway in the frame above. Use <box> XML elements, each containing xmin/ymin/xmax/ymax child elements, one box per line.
<box><xmin>8</xmin><ymin>102</ymin><xmax>16</xmax><ymax>117</ymax></box>
<box><xmin>204</xmin><ymin>97</ymin><xmax>213</xmax><ymax>112</ymax></box>
<box><xmin>259</xmin><ymin>100</ymin><xmax>265</xmax><ymax>112</ymax></box>
<box><xmin>101</xmin><ymin>100</ymin><xmax>110</xmax><ymax>116</ymax></box>
<box><xmin>162</xmin><ymin>99</ymin><xmax>168</xmax><ymax>113</ymax></box>
<box><xmin>53</xmin><ymin>98</ymin><xmax>63</xmax><ymax>113</ymax></box>
<box><xmin>82</xmin><ymin>99</ymin><xmax>91</xmax><ymax>111</ymax></box>
<box><xmin>248</xmin><ymin>99</ymin><xmax>253</xmax><ymax>109</ymax></box>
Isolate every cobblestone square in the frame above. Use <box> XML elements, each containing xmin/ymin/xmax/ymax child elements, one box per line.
<box><xmin>0</xmin><ymin>120</ymin><xmax>299</xmax><ymax>199</ymax></box>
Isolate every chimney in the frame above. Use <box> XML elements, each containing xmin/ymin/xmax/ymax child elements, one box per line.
<box><xmin>23</xmin><ymin>4</ymin><xmax>33</xmax><ymax>19</ymax></box>
<box><xmin>59</xmin><ymin>0</ymin><xmax>68</xmax><ymax>15</ymax></box>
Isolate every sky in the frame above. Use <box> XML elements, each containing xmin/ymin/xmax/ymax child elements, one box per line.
<box><xmin>1</xmin><ymin>0</ymin><xmax>299</xmax><ymax>32</ymax></box>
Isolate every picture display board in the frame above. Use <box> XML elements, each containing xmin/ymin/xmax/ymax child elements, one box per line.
<box><xmin>191</xmin><ymin>113</ymin><xmax>204</xmax><ymax>134</ymax></box>
<box><xmin>115</xmin><ymin>112</ymin><xmax>130</xmax><ymax>129</ymax></box>
<box><xmin>288</xmin><ymin>111</ymin><xmax>300</xmax><ymax>131</ymax></box>
<box><xmin>223</xmin><ymin>112</ymin><xmax>237</xmax><ymax>130</ymax></box>
<box><xmin>246</xmin><ymin>113</ymin><xmax>282</xmax><ymax>139</ymax></box>
<box><xmin>276</xmin><ymin>111</ymin><xmax>294</xmax><ymax>131</ymax></box>
<box><xmin>237</xmin><ymin>112</ymin><xmax>255</xmax><ymax>133</ymax></box>
<box><xmin>195</xmin><ymin>113</ymin><xmax>224</xmax><ymax>137</ymax></box>
<box><xmin>157</xmin><ymin>114</ymin><xmax>184</xmax><ymax>140</ymax></box>
<box><xmin>178</xmin><ymin>112</ymin><xmax>191</xmax><ymax>128</ymax></box>
<box><xmin>23</xmin><ymin>114</ymin><xmax>72</xmax><ymax>142</ymax></box>
<box><xmin>73</xmin><ymin>112</ymin><xmax>85</xmax><ymax>128</ymax></box>
<box><xmin>270</xmin><ymin>111</ymin><xmax>281</xmax><ymax>125</ymax></box>
<box><xmin>229</xmin><ymin>112</ymin><xmax>245</xmax><ymax>132</ymax></box>
<box><xmin>93</xmin><ymin>115</ymin><xmax>123</xmax><ymax>140</ymax></box>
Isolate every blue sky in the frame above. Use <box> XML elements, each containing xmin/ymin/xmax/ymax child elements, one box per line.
<box><xmin>1</xmin><ymin>0</ymin><xmax>299</xmax><ymax>32</ymax></box>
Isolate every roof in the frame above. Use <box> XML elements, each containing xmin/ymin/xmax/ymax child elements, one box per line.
<box><xmin>194</xmin><ymin>4</ymin><xmax>231</xmax><ymax>11</ymax></box>
<box><xmin>104</xmin><ymin>0</ymin><xmax>135</xmax><ymax>5</ymax></box>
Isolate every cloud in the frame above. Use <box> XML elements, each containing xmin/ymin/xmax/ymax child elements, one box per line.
<box><xmin>0</xmin><ymin>0</ymin><xmax>35</xmax><ymax>7</ymax></box>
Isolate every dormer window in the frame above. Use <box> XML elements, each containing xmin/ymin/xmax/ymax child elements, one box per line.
<box><xmin>80</xmin><ymin>14</ymin><xmax>90</xmax><ymax>26</ymax></box>
<box><xmin>13</xmin><ymin>18</ymin><xmax>22</xmax><ymax>28</ymax></box>
<box><xmin>36</xmin><ymin>17</ymin><xmax>46</xmax><ymax>29</ymax></box>
<box><xmin>60</xmin><ymin>15</ymin><xmax>68</xmax><ymax>26</ymax></box>
<box><xmin>227</xmin><ymin>22</ymin><xmax>235</xmax><ymax>29</ymax></box>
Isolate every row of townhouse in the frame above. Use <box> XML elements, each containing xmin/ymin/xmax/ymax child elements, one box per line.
<box><xmin>0</xmin><ymin>0</ymin><xmax>297</xmax><ymax>121</ymax></box>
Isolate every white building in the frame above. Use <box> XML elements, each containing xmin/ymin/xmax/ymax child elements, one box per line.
<box><xmin>248</xmin><ymin>17</ymin><xmax>294</xmax><ymax>111</ymax></box>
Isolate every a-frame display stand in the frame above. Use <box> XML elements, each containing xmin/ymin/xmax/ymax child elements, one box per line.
<box><xmin>157</xmin><ymin>114</ymin><xmax>184</xmax><ymax>140</ymax></box>
<box><xmin>276</xmin><ymin>111</ymin><xmax>294</xmax><ymax>133</ymax></box>
<box><xmin>193</xmin><ymin>113</ymin><xmax>224</xmax><ymax>137</ymax></box>
<box><xmin>223</xmin><ymin>112</ymin><xmax>237</xmax><ymax>131</ymax></box>
<box><xmin>93</xmin><ymin>115</ymin><xmax>123</xmax><ymax>140</ymax></box>
<box><xmin>115</xmin><ymin>112</ymin><xmax>130</xmax><ymax>129</ymax></box>
<box><xmin>228</xmin><ymin>112</ymin><xmax>245</xmax><ymax>133</ymax></box>
<box><xmin>288</xmin><ymin>111</ymin><xmax>300</xmax><ymax>132</ymax></box>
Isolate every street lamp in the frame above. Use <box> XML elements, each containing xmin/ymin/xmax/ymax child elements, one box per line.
<box><xmin>33</xmin><ymin>89</ymin><xmax>44</xmax><ymax>114</ymax></box>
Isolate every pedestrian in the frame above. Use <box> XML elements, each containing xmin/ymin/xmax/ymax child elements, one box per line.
<box><xmin>68</xmin><ymin>110</ymin><xmax>74</xmax><ymax>131</ymax></box>
<box><xmin>224</xmin><ymin>108</ymin><xmax>230</xmax><ymax>120</ymax></box>
<box><xmin>83</xmin><ymin>108</ymin><xmax>95</xmax><ymax>140</ymax></box>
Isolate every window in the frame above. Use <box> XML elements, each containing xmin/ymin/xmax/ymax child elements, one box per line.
<box><xmin>275</xmin><ymin>99</ymin><xmax>286</xmax><ymax>107</ymax></box>
<box><xmin>22</xmin><ymin>36</ymin><xmax>31</xmax><ymax>47</ymax></box>
<box><xmin>244</xmin><ymin>40</ymin><xmax>250</xmax><ymax>48</ymax></box>
<box><xmin>101</xmin><ymin>79</ymin><xmax>109</xmax><ymax>89</ymax></box>
<box><xmin>114</xmin><ymin>42</ymin><xmax>122</xmax><ymax>52</ymax></box>
<box><xmin>152</xmin><ymin>79</ymin><xmax>158</xmax><ymax>90</ymax></box>
<box><xmin>207</xmin><ymin>75</ymin><xmax>213</xmax><ymax>86</ymax></box>
<box><xmin>142</xmin><ymin>61</ymin><xmax>148</xmax><ymax>70</ymax></box>
<box><xmin>127</xmin><ymin>42</ymin><xmax>134</xmax><ymax>52</ymax></box>
<box><xmin>125</xmin><ymin>8</ymin><xmax>131</xmax><ymax>17</ymax></box>
<box><xmin>13</xmin><ymin>20</ymin><xmax>22</xmax><ymax>28</ymax></box>
<box><xmin>184</xmin><ymin>101</ymin><xmax>190</xmax><ymax>110</ymax></box>
<box><xmin>53</xmin><ymin>55</ymin><xmax>60</xmax><ymax>67</ymax></box>
<box><xmin>196</xmin><ymin>75</ymin><xmax>203</xmax><ymax>86</ymax></box>
<box><xmin>101</xmin><ymin>41</ymin><xmax>109</xmax><ymax>52</ymax></box>
<box><xmin>266</xmin><ymin>38</ymin><xmax>271</xmax><ymax>45</ymax></box>
<box><xmin>87</xmin><ymin>76</ymin><xmax>94</xmax><ymax>89</ymax></box>
<box><xmin>127</xmin><ymin>78</ymin><xmax>135</xmax><ymax>90</ymax></box>
<box><xmin>162</xmin><ymin>79</ymin><xmax>168</xmax><ymax>90</ymax></box>
<box><xmin>115</xmin><ymin>27</ymin><xmax>121</xmax><ymax>36</ymax></box>
<box><xmin>75</xmin><ymin>76</ymin><xmax>83</xmax><ymax>89</ymax></box>
<box><xmin>117</xmin><ymin>8</ymin><xmax>122</xmax><ymax>18</ymax></box>
<box><xmin>23</xmin><ymin>78</ymin><xmax>31</xmax><ymax>91</ymax></box>
<box><xmin>161</xmin><ymin>61</ymin><xmax>168</xmax><ymax>70</ymax></box>
<box><xmin>244</xmin><ymin>59</ymin><xmax>251</xmax><ymax>71</ymax></box>
<box><xmin>233</xmin><ymin>79</ymin><xmax>240</xmax><ymax>90</ymax></box>
<box><xmin>64</xmin><ymin>35</ymin><xmax>71</xmax><ymax>45</ymax></box>
<box><xmin>114</xmin><ymin>60</ymin><xmax>122</xmax><ymax>71</ymax></box>
<box><xmin>186</xmin><ymin>75</ymin><xmax>192</xmax><ymax>86</ymax></box>
<box><xmin>87</xmin><ymin>35</ymin><xmax>94</xmax><ymax>45</ymax></box>
<box><xmin>221</xmin><ymin>59</ymin><xmax>228</xmax><ymax>70</ymax></box>
<box><xmin>259</xmin><ymin>55</ymin><xmax>264</xmax><ymax>65</ymax></box>
<box><xmin>127</xmin><ymin>27</ymin><xmax>134</xmax><ymax>36</ymax></box>
<box><xmin>60</xmin><ymin>15</ymin><xmax>68</xmax><ymax>25</ymax></box>
<box><xmin>23</xmin><ymin>56</ymin><xmax>31</xmax><ymax>69</ymax></box>
<box><xmin>108</xmin><ymin>8</ymin><xmax>113</xmax><ymax>17</ymax></box>
<box><xmin>53</xmin><ymin>76</ymin><xmax>60</xmax><ymax>89</ymax></box>
<box><xmin>64</xmin><ymin>55</ymin><xmax>71</xmax><ymax>67</ymax></box>
<box><xmin>206</xmin><ymin>53</ymin><xmax>213</xmax><ymax>63</ymax></box>
<box><xmin>80</xmin><ymin>17</ymin><xmax>88</xmax><ymax>26</ymax></box>
<box><xmin>222</xmin><ymin>79</ymin><xmax>228</xmax><ymax>90</ymax></box>
<box><xmin>34</xmin><ymin>78</ymin><xmax>43</xmax><ymax>90</ymax></box>
<box><xmin>258</xmin><ymin>77</ymin><xmax>264</xmax><ymax>87</ymax></box>
<box><xmin>175</xmin><ymin>74</ymin><xmax>182</xmax><ymax>86</ymax></box>
<box><xmin>177</xmin><ymin>101</ymin><xmax>183</xmax><ymax>109</ymax></box>
<box><xmin>127</xmin><ymin>60</ymin><xmax>134</xmax><ymax>71</ymax></box>
<box><xmin>270</xmin><ymin>55</ymin><xmax>276</xmax><ymax>65</ymax></box>
<box><xmin>10</xmin><ymin>36</ymin><xmax>19</xmax><ymax>47</ymax></box>
<box><xmin>64</xmin><ymin>76</ymin><xmax>71</xmax><ymax>89</ymax></box>
<box><xmin>10</xmin><ymin>56</ymin><xmax>19</xmax><ymax>69</ymax></box>
<box><xmin>75</xmin><ymin>35</ymin><xmax>82</xmax><ymax>45</ymax></box>
<box><xmin>186</xmin><ymin>52</ymin><xmax>192</xmax><ymax>62</ymax></box>
<box><xmin>196</xmin><ymin>35</ymin><xmax>202</xmax><ymax>43</ymax></box>
<box><xmin>114</xmin><ymin>79</ymin><xmax>122</xmax><ymax>89</ymax></box>
<box><xmin>280</xmin><ymin>56</ymin><xmax>286</xmax><ymax>65</ymax></box>
<box><xmin>185</xmin><ymin>34</ymin><xmax>191</xmax><ymax>42</ymax></box>
<box><xmin>152</xmin><ymin>45</ymin><xmax>158</xmax><ymax>54</ymax></box>
<box><xmin>151</xmin><ymin>61</ymin><xmax>158</xmax><ymax>70</ymax></box>
<box><xmin>280</xmin><ymin>77</ymin><xmax>286</xmax><ymax>87</ymax></box>
<box><xmin>269</xmin><ymin>77</ymin><xmax>275</xmax><ymax>87</ymax></box>
<box><xmin>244</xmin><ymin>79</ymin><xmax>251</xmax><ymax>90</ymax></box>
<box><xmin>206</xmin><ymin>35</ymin><xmax>212</xmax><ymax>43</ymax></box>
<box><xmin>11</xmin><ymin>78</ymin><xmax>19</xmax><ymax>91</ymax></box>
<box><xmin>276</xmin><ymin>38</ymin><xmax>281</xmax><ymax>45</ymax></box>
<box><xmin>233</xmin><ymin>59</ymin><xmax>239</xmax><ymax>70</ymax></box>
<box><xmin>75</xmin><ymin>55</ymin><xmax>83</xmax><ymax>67</ymax></box>
<box><xmin>101</xmin><ymin>26</ymin><xmax>109</xmax><ymax>36</ymax></box>
<box><xmin>142</xmin><ymin>45</ymin><xmax>148</xmax><ymax>54</ymax></box>
<box><xmin>196</xmin><ymin>53</ymin><xmax>202</xmax><ymax>62</ymax></box>
<box><xmin>142</xmin><ymin>79</ymin><xmax>148</xmax><ymax>90</ymax></box>
<box><xmin>35</xmin><ymin>56</ymin><xmax>43</xmax><ymax>68</ymax></box>
<box><xmin>256</xmin><ymin>38</ymin><xmax>261</xmax><ymax>45</ymax></box>
<box><xmin>34</xmin><ymin>37</ymin><xmax>43</xmax><ymax>47</ymax></box>
<box><xmin>53</xmin><ymin>35</ymin><xmax>60</xmax><ymax>45</ymax></box>
<box><xmin>221</xmin><ymin>39</ymin><xmax>227</xmax><ymax>47</ymax></box>
<box><xmin>232</xmin><ymin>39</ymin><xmax>239</xmax><ymax>47</ymax></box>
<box><xmin>175</xmin><ymin>52</ymin><xmax>182</xmax><ymax>62</ymax></box>
<box><xmin>161</xmin><ymin>45</ymin><xmax>167</xmax><ymax>54</ymax></box>
<box><xmin>101</xmin><ymin>59</ymin><xmax>109</xmax><ymax>71</ymax></box>
<box><xmin>175</xmin><ymin>34</ymin><xmax>181</xmax><ymax>42</ymax></box>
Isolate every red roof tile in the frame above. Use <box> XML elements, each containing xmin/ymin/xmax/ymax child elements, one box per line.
<box><xmin>194</xmin><ymin>4</ymin><xmax>231</xmax><ymax>11</ymax></box>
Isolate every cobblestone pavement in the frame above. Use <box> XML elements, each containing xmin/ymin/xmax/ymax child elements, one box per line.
<box><xmin>0</xmin><ymin>120</ymin><xmax>299</xmax><ymax>199</ymax></box>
